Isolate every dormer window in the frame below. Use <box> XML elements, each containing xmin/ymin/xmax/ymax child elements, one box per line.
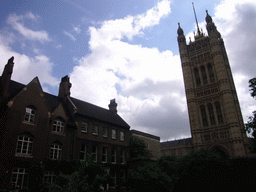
<box><xmin>24</xmin><ymin>106</ymin><xmax>36</xmax><ymax>123</ymax></box>
<box><xmin>53</xmin><ymin>118</ymin><xmax>64</xmax><ymax>133</ymax></box>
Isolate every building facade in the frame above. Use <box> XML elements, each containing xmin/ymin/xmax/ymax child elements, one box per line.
<box><xmin>174</xmin><ymin>10</ymin><xmax>250</xmax><ymax>158</ymax></box>
<box><xmin>130</xmin><ymin>130</ymin><xmax>161</xmax><ymax>160</ymax></box>
<box><xmin>0</xmin><ymin>57</ymin><xmax>130</xmax><ymax>190</ymax></box>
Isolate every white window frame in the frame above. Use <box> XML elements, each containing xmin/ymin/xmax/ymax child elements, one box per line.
<box><xmin>43</xmin><ymin>171</ymin><xmax>56</xmax><ymax>183</ymax></box>
<box><xmin>24</xmin><ymin>107</ymin><xmax>36</xmax><ymax>123</ymax></box>
<box><xmin>92</xmin><ymin>146</ymin><xmax>97</xmax><ymax>162</ymax></box>
<box><xmin>112</xmin><ymin>129</ymin><xmax>116</xmax><ymax>139</ymax></box>
<box><xmin>93</xmin><ymin>124</ymin><xmax>99</xmax><ymax>135</ymax></box>
<box><xmin>103</xmin><ymin>127</ymin><xmax>108</xmax><ymax>137</ymax></box>
<box><xmin>53</xmin><ymin>119</ymin><xmax>64</xmax><ymax>133</ymax></box>
<box><xmin>80</xmin><ymin>144</ymin><xmax>87</xmax><ymax>160</ymax></box>
<box><xmin>102</xmin><ymin>147</ymin><xmax>107</xmax><ymax>163</ymax></box>
<box><xmin>111</xmin><ymin>148</ymin><xmax>116</xmax><ymax>164</ymax></box>
<box><xmin>50</xmin><ymin>143</ymin><xmax>62</xmax><ymax>160</ymax></box>
<box><xmin>16</xmin><ymin>135</ymin><xmax>34</xmax><ymax>156</ymax></box>
<box><xmin>120</xmin><ymin>131</ymin><xmax>124</xmax><ymax>141</ymax></box>
<box><xmin>81</xmin><ymin>122</ymin><xmax>88</xmax><ymax>133</ymax></box>
<box><xmin>11</xmin><ymin>168</ymin><xmax>29</xmax><ymax>189</ymax></box>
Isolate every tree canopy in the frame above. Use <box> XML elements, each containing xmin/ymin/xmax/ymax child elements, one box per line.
<box><xmin>129</xmin><ymin>136</ymin><xmax>152</xmax><ymax>159</ymax></box>
<box><xmin>245</xmin><ymin>77</ymin><xmax>256</xmax><ymax>153</ymax></box>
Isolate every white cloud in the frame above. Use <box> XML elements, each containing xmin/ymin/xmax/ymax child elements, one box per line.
<box><xmin>63</xmin><ymin>30</ymin><xmax>77</xmax><ymax>41</ymax></box>
<box><xmin>0</xmin><ymin>27</ymin><xmax>58</xmax><ymax>88</ymax></box>
<box><xmin>6</xmin><ymin>12</ymin><xmax>51</xmax><ymax>43</ymax></box>
<box><xmin>70</xmin><ymin>0</ymin><xmax>189</xmax><ymax>141</ymax></box>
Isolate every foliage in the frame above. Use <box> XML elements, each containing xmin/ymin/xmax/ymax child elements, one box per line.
<box><xmin>129</xmin><ymin>136</ymin><xmax>152</xmax><ymax>158</ymax></box>
<box><xmin>245</xmin><ymin>77</ymin><xmax>256</xmax><ymax>153</ymax></box>
<box><xmin>128</xmin><ymin>148</ymin><xmax>228</xmax><ymax>192</ymax></box>
<box><xmin>52</xmin><ymin>158</ymin><xmax>112</xmax><ymax>192</ymax></box>
<box><xmin>245</xmin><ymin>111</ymin><xmax>256</xmax><ymax>153</ymax></box>
<box><xmin>249</xmin><ymin>77</ymin><xmax>256</xmax><ymax>98</ymax></box>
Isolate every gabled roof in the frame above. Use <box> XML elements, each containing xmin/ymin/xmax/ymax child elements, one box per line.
<box><xmin>1</xmin><ymin>77</ymin><xmax>130</xmax><ymax>129</ymax></box>
<box><xmin>160</xmin><ymin>138</ymin><xmax>192</xmax><ymax>147</ymax></box>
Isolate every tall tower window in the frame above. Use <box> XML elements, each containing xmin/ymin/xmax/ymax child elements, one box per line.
<box><xmin>194</xmin><ymin>68</ymin><xmax>201</xmax><ymax>86</ymax></box>
<box><xmin>200</xmin><ymin>105</ymin><xmax>208</xmax><ymax>127</ymax></box>
<box><xmin>207</xmin><ymin>103</ymin><xmax>216</xmax><ymax>125</ymax></box>
<box><xmin>207</xmin><ymin>64</ymin><xmax>215</xmax><ymax>83</ymax></box>
<box><xmin>215</xmin><ymin>101</ymin><xmax>224</xmax><ymax>124</ymax></box>
<box><xmin>201</xmin><ymin>66</ymin><xmax>208</xmax><ymax>84</ymax></box>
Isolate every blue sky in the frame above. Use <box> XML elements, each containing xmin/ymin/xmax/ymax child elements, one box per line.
<box><xmin>1</xmin><ymin>0</ymin><xmax>256</xmax><ymax>141</ymax></box>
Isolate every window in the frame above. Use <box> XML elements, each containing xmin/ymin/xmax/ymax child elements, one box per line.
<box><xmin>112</xmin><ymin>129</ymin><xmax>116</xmax><ymax>139</ymax></box>
<box><xmin>103</xmin><ymin>127</ymin><xmax>108</xmax><ymax>137</ymax></box>
<box><xmin>11</xmin><ymin>168</ymin><xmax>29</xmax><ymax>189</ymax></box>
<box><xmin>43</xmin><ymin>171</ymin><xmax>56</xmax><ymax>183</ymax></box>
<box><xmin>81</xmin><ymin>122</ymin><xmax>88</xmax><ymax>133</ymax></box>
<box><xmin>208</xmin><ymin>103</ymin><xmax>216</xmax><ymax>125</ymax></box>
<box><xmin>53</xmin><ymin>119</ymin><xmax>64</xmax><ymax>133</ymax></box>
<box><xmin>111</xmin><ymin>148</ymin><xmax>116</xmax><ymax>164</ymax></box>
<box><xmin>121</xmin><ymin>150</ymin><xmax>125</xmax><ymax>164</ymax></box>
<box><xmin>91</xmin><ymin>146</ymin><xmax>97</xmax><ymax>162</ymax></box>
<box><xmin>50</xmin><ymin>143</ymin><xmax>62</xmax><ymax>160</ymax></box>
<box><xmin>146</xmin><ymin>142</ymin><xmax>149</xmax><ymax>149</ymax></box>
<box><xmin>207</xmin><ymin>64</ymin><xmax>215</xmax><ymax>82</ymax></box>
<box><xmin>24</xmin><ymin>106</ymin><xmax>36</xmax><ymax>123</ymax></box>
<box><xmin>80</xmin><ymin>144</ymin><xmax>87</xmax><ymax>160</ymax></box>
<box><xmin>102</xmin><ymin>147</ymin><xmax>107</xmax><ymax>163</ymax></box>
<box><xmin>201</xmin><ymin>66</ymin><xmax>208</xmax><ymax>84</ymax></box>
<box><xmin>93</xmin><ymin>124</ymin><xmax>98</xmax><ymax>135</ymax></box>
<box><xmin>200</xmin><ymin>105</ymin><xmax>208</xmax><ymax>127</ymax></box>
<box><xmin>16</xmin><ymin>134</ymin><xmax>34</xmax><ymax>156</ymax></box>
<box><xmin>194</xmin><ymin>68</ymin><xmax>201</xmax><ymax>86</ymax></box>
<box><xmin>120</xmin><ymin>171</ymin><xmax>125</xmax><ymax>184</ymax></box>
<box><xmin>120</xmin><ymin>131</ymin><xmax>124</xmax><ymax>141</ymax></box>
<box><xmin>215</xmin><ymin>101</ymin><xmax>224</xmax><ymax>124</ymax></box>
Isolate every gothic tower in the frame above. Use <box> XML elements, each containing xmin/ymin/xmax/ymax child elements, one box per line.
<box><xmin>177</xmin><ymin>11</ymin><xmax>249</xmax><ymax>157</ymax></box>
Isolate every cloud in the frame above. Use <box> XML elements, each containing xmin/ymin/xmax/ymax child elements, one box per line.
<box><xmin>0</xmin><ymin>13</ymin><xmax>58</xmax><ymax>88</ymax></box>
<box><xmin>70</xmin><ymin>0</ymin><xmax>189</xmax><ymax>141</ymax></box>
<box><xmin>6</xmin><ymin>12</ymin><xmax>51</xmax><ymax>43</ymax></box>
<box><xmin>63</xmin><ymin>30</ymin><xmax>77</xmax><ymax>41</ymax></box>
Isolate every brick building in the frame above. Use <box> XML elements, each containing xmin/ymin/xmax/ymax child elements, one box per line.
<box><xmin>0</xmin><ymin>57</ymin><xmax>130</xmax><ymax>190</ymax></box>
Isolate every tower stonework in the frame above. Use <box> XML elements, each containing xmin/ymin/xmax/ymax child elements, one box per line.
<box><xmin>177</xmin><ymin>11</ymin><xmax>249</xmax><ymax>157</ymax></box>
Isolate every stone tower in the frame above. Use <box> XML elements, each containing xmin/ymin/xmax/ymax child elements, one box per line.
<box><xmin>177</xmin><ymin>11</ymin><xmax>249</xmax><ymax>157</ymax></box>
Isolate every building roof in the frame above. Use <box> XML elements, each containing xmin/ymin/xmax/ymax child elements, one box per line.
<box><xmin>1</xmin><ymin>77</ymin><xmax>130</xmax><ymax>129</ymax></box>
<box><xmin>160</xmin><ymin>138</ymin><xmax>192</xmax><ymax>147</ymax></box>
<box><xmin>130</xmin><ymin>129</ymin><xmax>160</xmax><ymax>140</ymax></box>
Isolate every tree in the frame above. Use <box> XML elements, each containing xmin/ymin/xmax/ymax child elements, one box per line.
<box><xmin>245</xmin><ymin>77</ymin><xmax>256</xmax><ymax>153</ymax></box>
<box><xmin>129</xmin><ymin>136</ymin><xmax>152</xmax><ymax>159</ymax></box>
<box><xmin>52</xmin><ymin>158</ymin><xmax>112</xmax><ymax>192</ymax></box>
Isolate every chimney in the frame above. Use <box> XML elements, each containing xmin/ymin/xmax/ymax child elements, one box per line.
<box><xmin>58</xmin><ymin>75</ymin><xmax>72</xmax><ymax>102</ymax></box>
<box><xmin>1</xmin><ymin>57</ymin><xmax>14</xmax><ymax>98</ymax></box>
<box><xmin>108</xmin><ymin>99</ymin><xmax>117</xmax><ymax>114</ymax></box>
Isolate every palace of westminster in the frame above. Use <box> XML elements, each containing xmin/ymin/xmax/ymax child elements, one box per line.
<box><xmin>0</xmin><ymin>10</ymin><xmax>253</xmax><ymax>190</ymax></box>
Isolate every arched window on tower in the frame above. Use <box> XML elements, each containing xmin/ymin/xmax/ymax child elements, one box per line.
<box><xmin>215</xmin><ymin>101</ymin><xmax>224</xmax><ymax>124</ymax></box>
<box><xmin>194</xmin><ymin>68</ymin><xmax>201</xmax><ymax>87</ymax></box>
<box><xmin>207</xmin><ymin>103</ymin><xmax>216</xmax><ymax>125</ymax></box>
<box><xmin>201</xmin><ymin>66</ymin><xmax>208</xmax><ymax>84</ymax></box>
<box><xmin>200</xmin><ymin>105</ymin><xmax>208</xmax><ymax>127</ymax></box>
<box><xmin>207</xmin><ymin>64</ymin><xmax>215</xmax><ymax>83</ymax></box>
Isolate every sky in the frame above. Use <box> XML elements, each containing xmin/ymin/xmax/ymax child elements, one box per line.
<box><xmin>0</xmin><ymin>0</ymin><xmax>256</xmax><ymax>141</ymax></box>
